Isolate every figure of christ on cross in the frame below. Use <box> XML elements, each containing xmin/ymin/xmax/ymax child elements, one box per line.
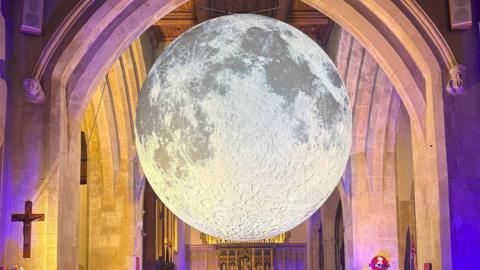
<box><xmin>11</xmin><ymin>200</ymin><xmax>44</xmax><ymax>258</ymax></box>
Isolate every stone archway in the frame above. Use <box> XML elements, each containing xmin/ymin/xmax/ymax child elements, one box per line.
<box><xmin>37</xmin><ymin>0</ymin><xmax>455</xmax><ymax>269</ymax></box>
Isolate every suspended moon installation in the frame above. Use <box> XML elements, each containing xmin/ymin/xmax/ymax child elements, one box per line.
<box><xmin>135</xmin><ymin>14</ymin><xmax>352</xmax><ymax>241</ymax></box>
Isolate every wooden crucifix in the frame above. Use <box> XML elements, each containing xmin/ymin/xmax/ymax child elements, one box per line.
<box><xmin>11</xmin><ymin>200</ymin><xmax>45</xmax><ymax>258</ymax></box>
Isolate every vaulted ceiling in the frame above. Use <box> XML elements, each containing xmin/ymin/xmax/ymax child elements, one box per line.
<box><xmin>151</xmin><ymin>0</ymin><xmax>334</xmax><ymax>47</ymax></box>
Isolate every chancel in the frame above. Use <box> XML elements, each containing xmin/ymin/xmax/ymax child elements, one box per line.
<box><xmin>0</xmin><ymin>0</ymin><xmax>479</xmax><ymax>270</ymax></box>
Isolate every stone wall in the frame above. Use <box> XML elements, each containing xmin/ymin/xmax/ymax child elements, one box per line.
<box><xmin>417</xmin><ymin>1</ymin><xmax>480</xmax><ymax>267</ymax></box>
<box><xmin>444</xmin><ymin>87</ymin><xmax>480</xmax><ymax>268</ymax></box>
<box><xmin>0</xmin><ymin>1</ymin><xmax>80</xmax><ymax>268</ymax></box>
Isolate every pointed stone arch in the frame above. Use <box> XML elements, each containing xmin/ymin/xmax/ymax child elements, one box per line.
<box><xmin>38</xmin><ymin>0</ymin><xmax>454</xmax><ymax>268</ymax></box>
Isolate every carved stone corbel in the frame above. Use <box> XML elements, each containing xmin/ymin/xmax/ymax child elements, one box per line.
<box><xmin>446</xmin><ymin>64</ymin><xmax>466</xmax><ymax>95</ymax></box>
<box><xmin>23</xmin><ymin>1</ymin><xmax>93</xmax><ymax>104</ymax></box>
<box><xmin>23</xmin><ymin>78</ymin><xmax>45</xmax><ymax>103</ymax></box>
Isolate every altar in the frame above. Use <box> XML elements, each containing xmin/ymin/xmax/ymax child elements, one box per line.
<box><xmin>186</xmin><ymin>233</ymin><xmax>306</xmax><ymax>270</ymax></box>
<box><xmin>218</xmin><ymin>247</ymin><xmax>273</xmax><ymax>270</ymax></box>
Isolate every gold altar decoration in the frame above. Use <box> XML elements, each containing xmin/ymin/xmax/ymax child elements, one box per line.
<box><xmin>204</xmin><ymin>233</ymin><xmax>284</xmax><ymax>269</ymax></box>
<box><xmin>205</xmin><ymin>233</ymin><xmax>286</xmax><ymax>245</ymax></box>
<box><xmin>218</xmin><ymin>247</ymin><xmax>273</xmax><ymax>270</ymax></box>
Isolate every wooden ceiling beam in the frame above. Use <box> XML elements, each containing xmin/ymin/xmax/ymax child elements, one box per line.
<box><xmin>275</xmin><ymin>0</ymin><xmax>291</xmax><ymax>21</ymax></box>
<box><xmin>150</xmin><ymin>0</ymin><xmax>334</xmax><ymax>47</ymax></box>
<box><xmin>194</xmin><ymin>0</ymin><xmax>210</xmax><ymax>23</ymax></box>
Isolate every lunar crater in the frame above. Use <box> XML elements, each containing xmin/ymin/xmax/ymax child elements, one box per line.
<box><xmin>135</xmin><ymin>14</ymin><xmax>352</xmax><ymax>240</ymax></box>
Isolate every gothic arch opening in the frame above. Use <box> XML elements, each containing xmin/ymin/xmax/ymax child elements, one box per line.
<box><xmin>29</xmin><ymin>0</ymin><xmax>453</xmax><ymax>269</ymax></box>
<box><xmin>315</xmin><ymin>186</ymin><xmax>342</xmax><ymax>270</ymax></box>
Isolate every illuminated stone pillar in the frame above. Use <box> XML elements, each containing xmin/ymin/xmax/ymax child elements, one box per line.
<box><xmin>0</xmin><ymin>0</ymin><xmax>6</xmax><ymax>183</ymax></box>
<box><xmin>334</xmin><ymin>28</ymin><xmax>401</xmax><ymax>270</ymax></box>
<box><xmin>175</xmin><ymin>220</ymin><xmax>186</xmax><ymax>270</ymax></box>
<box><xmin>307</xmin><ymin>210</ymin><xmax>321</xmax><ymax>270</ymax></box>
<box><xmin>344</xmin><ymin>91</ymin><xmax>401</xmax><ymax>270</ymax></box>
<box><xmin>0</xmin><ymin>4</ymin><xmax>7</xmax><ymax>266</ymax></box>
<box><xmin>306</xmin><ymin>217</ymin><xmax>313</xmax><ymax>270</ymax></box>
<box><xmin>410</xmin><ymin>123</ymin><xmax>452</xmax><ymax>269</ymax></box>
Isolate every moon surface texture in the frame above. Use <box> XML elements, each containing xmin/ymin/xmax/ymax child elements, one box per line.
<box><xmin>135</xmin><ymin>14</ymin><xmax>352</xmax><ymax>241</ymax></box>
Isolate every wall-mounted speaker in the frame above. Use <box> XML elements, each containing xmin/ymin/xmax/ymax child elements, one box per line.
<box><xmin>449</xmin><ymin>0</ymin><xmax>472</xmax><ymax>30</ymax></box>
<box><xmin>21</xmin><ymin>0</ymin><xmax>45</xmax><ymax>35</ymax></box>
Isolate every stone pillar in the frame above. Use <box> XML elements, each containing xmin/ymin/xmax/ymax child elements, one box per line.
<box><xmin>306</xmin><ymin>217</ymin><xmax>313</xmax><ymax>270</ymax></box>
<box><xmin>345</xmin><ymin>92</ymin><xmax>401</xmax><ymax>270</ymax></box>
<box><xmin>305</xmin><ymin>218</ymin><xmax>314</xmax><ymax>270</ymax></box>
<box><xmin>334</xmin><ymin>28</ymin><xmax>401</xmax><ymax>270</ymax></box>
<box><xmin>307</xmin><ymin>210</ymin><xmax>322</xmax><ymax>270</ymax></box>
<box><xmin>175</xmin><ymin>220</ymin><xmax>186</xmax><ymax>270</ymax></box>
<box><xmin>0</xmin><ymin>0</ymin><xmax>6</xmax><ymax>196</ymax></box>
<box><xmin>58</xmin><ymin>120</ymin><xmax>81</xmax><ymax>269</ymax></box>
<box><xmin>345</xmin><ymin>155</ymin><xmax>398</xmax><ymax>270</ymax></box>
<box><xmin>410</xmin><ymin>124</ymin><xmax>452</xmax><ymax>269</ymax></box>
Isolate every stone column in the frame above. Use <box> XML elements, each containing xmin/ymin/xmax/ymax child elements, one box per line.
<box><xmin>410</xmin><ymin>124</ymin><xmax>452</xmax><ymax>269</ymax></box>
<box><xmin>334</xmin><ymin>28</ymin><xmax>401</xmax><ymax>270</ymax></box>
<box><xmin>347</xmin><ymin>180</ymin><xmax>399</xmax><ymax>270</ymax></box>
<box><xmin>175</xmin><ymin>220</ymin><xmax>186</xmax><ymax>270</ymax></box>
<box><xmin>307</xmin><ymin>210</ymin><xmax>322</xmax><ymax>270</ymax></box>
<box><xmin>0</xmin><ymin>0</ymin><xmax>6</xmax><ymax>197</ymax></box>
<box><xmin>306</xmin><ymin>217</ymin><xmax>313</xmax><ymax>270</ymax></box>
<box><xmin>345</xmin><ymin>91</ymin><xmax>401</xmax><ymax>270</ymax></box>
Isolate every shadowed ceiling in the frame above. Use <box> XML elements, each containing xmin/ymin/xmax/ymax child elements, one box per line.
<box><xmin>151</xmin><ymin>0</ymin><xmax>334</xmax><ymax>47</ymax></box>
